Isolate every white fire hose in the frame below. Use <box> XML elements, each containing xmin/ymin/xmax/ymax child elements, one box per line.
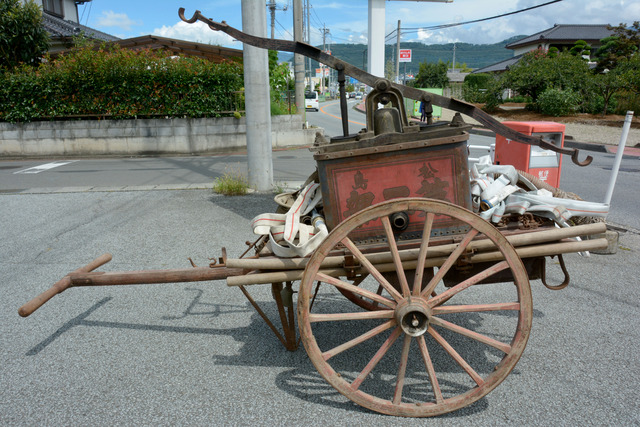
<box><xmin>252</xmin><ymin>156</ymin><xmax>609</xmax><ymax>258</ymax></box>
<box><xmin>251</xmin><ymin>182</ymin><xmax>327</xmax><ymax>258</ymax></box>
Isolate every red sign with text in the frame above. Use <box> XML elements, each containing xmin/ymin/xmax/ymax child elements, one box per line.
<box><xmin>399</xmin><ymin>49</ymin><xmax>412</xmax><ymax>62</ymax></box>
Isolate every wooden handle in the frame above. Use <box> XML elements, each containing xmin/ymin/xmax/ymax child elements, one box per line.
<box><xmin>18</xmin><ymin>253</ymin><xmax>112</xmax><ymax>317</ymax></box>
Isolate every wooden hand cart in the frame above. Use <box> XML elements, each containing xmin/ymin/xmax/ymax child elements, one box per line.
<box><xmin>18</xmin><ymin>10</ymin><xmax>609</xmax><ymax>417</ymax></box>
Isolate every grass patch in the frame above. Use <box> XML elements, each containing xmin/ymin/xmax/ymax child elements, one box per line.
<box><xmin>213</xmin><ymin>171</ymin><xmax>249</xmax><ymax>196</ymax></box>
<box><xmin>273</xmin><ymin>181</ymin><xmax>287</xmax><ymax>194</ymax></box>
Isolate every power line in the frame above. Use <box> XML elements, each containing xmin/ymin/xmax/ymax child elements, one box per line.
<box><xmin>310</xmin><ymin>5</ymin><xmax>324</xmax><ymax>28</ymax></box>
<box><xmin>80</xmin><ymin>0</ymin><xmax>93</xmax><ymax>27</ymax></box>
<box><xmin>385</xmin><ymin>0</ymin><xmax>563</xmax><ymax>39</ymax></box>
<box><xmin>275</xmin><ymin>18</ymin><xmax>294</xmax><ymax>39</ymax></box>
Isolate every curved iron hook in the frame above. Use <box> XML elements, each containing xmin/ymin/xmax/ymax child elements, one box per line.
<box><xmin>178</xmin><ymin>8</ymin><xmax>199</xmax><ymax>24</ymax></box>
<box><xmin>571</xmin><ymin>150</ymin><xmax>593</xmax><ymax>166</ymax></box>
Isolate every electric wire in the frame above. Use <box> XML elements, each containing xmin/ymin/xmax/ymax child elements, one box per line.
<box><xmin>81</xmin><ymin>0</ymin><xmax>93</xmax><ymax>27</ymax></box>
<box><xmin>385</xmin><ymin>0</ymin><xmax>563</xmax><ymax>41</ymax></box>
<box><xmin>275</xmin><ymin>17</ymin><xmax>294</xmax><ymax>39</ymax></box>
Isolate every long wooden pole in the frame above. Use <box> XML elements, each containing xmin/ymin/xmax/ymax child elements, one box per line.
<box><xmin>225</xmin><ymin>237</ymin><xmax>608</xmax><ymax>287</ymax></box>
<box><xmin>225</xmin><ymin>222</ymin><xmax>606</xmax><ymax>271</ymax></box>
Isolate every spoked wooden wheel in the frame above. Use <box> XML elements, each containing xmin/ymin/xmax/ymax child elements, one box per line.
<box><xmin>298</xmin><ymin>198</ymin><xmax>532</xmax><ymax>417</ymax></box>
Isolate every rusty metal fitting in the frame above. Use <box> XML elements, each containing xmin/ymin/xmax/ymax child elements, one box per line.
<box><xmin>375</xmin><ymin>79</ymin><xmax>391</xmax><ymax>92</ymax></box>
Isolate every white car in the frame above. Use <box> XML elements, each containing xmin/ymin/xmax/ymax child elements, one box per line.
<box><xmin>305</xmin><ymin>91</ymin><xmax>319</xmax><ymax>111</ymax></box>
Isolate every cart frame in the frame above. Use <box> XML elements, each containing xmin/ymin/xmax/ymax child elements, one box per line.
<box><xmin>18</xmin><ymin>10</ymin><xmax>610</xmax><ymax>417</ymax></box>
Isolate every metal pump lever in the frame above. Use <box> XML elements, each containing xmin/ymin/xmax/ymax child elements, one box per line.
<box><xmin>178</xmin><ymin>8</ymin><xmax>592</xmax><ymax>167</ymax></box>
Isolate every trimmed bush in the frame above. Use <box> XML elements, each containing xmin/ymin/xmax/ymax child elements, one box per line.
<box><xmin>536</xmin><ymin>88</ymin><xmax>580</xmax><ymax>116</ymax></box>
<box><xmin>0</xmin><ymin>44</ymin><xmax>244</xmax><ymax>122</ymax></box>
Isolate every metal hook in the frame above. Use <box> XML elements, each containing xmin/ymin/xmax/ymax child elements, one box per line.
<box><xmin>178</xmin><ymin>8</ymin><xmax>199</xmax><ymax>23</ymax></box>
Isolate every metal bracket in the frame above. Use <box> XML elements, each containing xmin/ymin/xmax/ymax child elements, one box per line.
<box><xmin>541</xmin><ymin>254</ymin><xmax>570</xmax><ymax>290</ymax></box>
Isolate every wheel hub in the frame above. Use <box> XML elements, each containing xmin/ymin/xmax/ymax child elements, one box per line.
<box><xmin>395</xmin><ymin>298</ymin><xmax>431</xmax><ymax>337</ymax></box>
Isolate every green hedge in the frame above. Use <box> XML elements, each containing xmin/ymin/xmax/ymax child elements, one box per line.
<box><xmin>0</xmin><ymin>44</ymin><xmax>244</xmax><ymax>122</ymax></box>
<box><xmin>536</xmin><ymin>88</ymin><xmax>580</xmax><ymax>116</ymax></box>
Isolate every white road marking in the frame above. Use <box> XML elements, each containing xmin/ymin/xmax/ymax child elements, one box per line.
<box><xmin>13</xmin><ymin>161</ymin><xmax>77</xmax><ymax>175</ymax></box>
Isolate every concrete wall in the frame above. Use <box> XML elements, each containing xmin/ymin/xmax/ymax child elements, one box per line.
<box><xmin>0</xmin><ymin>115</ymin><xmax>321</xmax><ymax>157</ymax></box>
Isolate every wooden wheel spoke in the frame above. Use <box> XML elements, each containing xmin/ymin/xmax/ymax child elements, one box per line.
<box><xmin>429</xmin><ymin>260</ymin><xmax>510</xmax><ymax>307</ymax></box>
<box><xmin>309</xmin><ymin>310</ymin><xmax>395</xmax><ymax>322</ymax></box>
<box><xmin>322</xmin><ymin>320</ymin><xmax>395</xmax><ymax>361</ymax></box>
<box><xmin>393</xmin><ymin>334</ymin><xmax>412</xmax><ymax>405</ymax></box>
<box><xmin>430</xmin><ymin>317</ymin><xmax>512</xmax><ymax>354</ymax></box>
<box><xmin>417</xmin><ymin>336</ymin><xmax>443</xmax><ymax>404</ymax></box>
<box><xmin>421</xmin><ymin>228</ymin><xmax>479</xmax><ymax>298</ymax></box>
<box><xmin>316</xmin><ymin>272</ymin><xmax>395</xmax><ymax>309</ymax></box>
<box><xmin>298</xmin><ymin>199</ymin><xmax>533</xmax><ymax>417</ymax></box>
<box><xmin>352</xmin><ymin>327</ymin><xmax>403</xmax><ymax>390</ymax></box>
<box><xmin>413</xmin><ymin>213</ymin><xmax>435</xmax><ymax>296</ymax></box>
<box><xmin>381</xmin><ymin>216</ymin><xmax>411</xmax><ymax>297</ymax></box>
<box><xmin>341</xmin><ymin>237</ymin><xmax>403</xmax><ymax>302</ymax></box>
<box><xmin>428</xmin><ymin>327</ymin><xmax>484</xmax><ymax>386</ymax></box>
<box><xmin>433</xmin><ymin>302</ymin><xmax>520</xmax><ymax>315</ymax></box>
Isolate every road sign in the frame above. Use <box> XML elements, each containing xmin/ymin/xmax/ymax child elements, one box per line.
<box><xmin>399</xmin><ymin>49</ymin><xmax>412</xmax><ymax>62</ymax></box>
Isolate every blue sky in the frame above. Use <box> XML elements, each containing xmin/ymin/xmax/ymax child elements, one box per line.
<box><xmin>79</xmin><ymin>0</ymin><xmax>638</xmax><ymax>47</ymax></box>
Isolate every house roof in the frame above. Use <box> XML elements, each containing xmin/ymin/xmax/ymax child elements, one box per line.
<box><xmin>114</xmin><ymin>35</ymin><xmax>243</xmax><ymax>63</ymax></box>
<box><xmin>472</xmin><ymin>54</ymin><xmax>524</xmax><ymax>73</ymax></box>
<box><xmin>505</xmin><ymin>24</ymin><xmax>614</xmax><ymax>49</ymax></box>
<box><xmin>446</xmin><ymin>71</ymin><xmax>470</xmax><ymax>83</ymax></box>
<box><xmin>42</xmin><ymin>12</ymin><xmax>119</xmax><ymax>42</ymax></box>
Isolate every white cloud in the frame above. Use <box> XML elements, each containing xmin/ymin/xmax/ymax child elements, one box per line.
<box><xmin>96</xmin><ymin>11</ymin><xmax>141</xmax><ymax>32</ymax></box>
<box><xmin>379</xmin><ymin>0</ymin><xmax>640</xmax><ymax>45</ymax></box>
<box><xmin>152</xmin><ymin>21</ymin><xmax>240</xmax><ymax>47</ymax></box>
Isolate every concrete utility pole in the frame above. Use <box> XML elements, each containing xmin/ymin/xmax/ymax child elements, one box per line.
<box><xmin>368</xmin><ymin>0</ymin><xmax>385</xmax><ymax>77</ymax></box>
<box><xmin>452</xmin><ymin>42</ymin><xmax>456</xmax><ymax>71</ymax></box>
<box><xmin>395</xmin><ymin>20</ymin><xmax>401</xmax><ymax>83</ymax></box>
<box><xmin>241</xmin><ymin>0</ymin><xmax>273</xmax><ymax>192</ymax></box>
<box><xmin>368</xmin><ymin>0</ymin><xmax>453</xmax><ymax>80</ymax></box>
<box><xmin>293</xmin><ymin>0</ymin><xmax>305</xmax><ymax>117</ymax></box>
<box><xmin>267</xmin><ymin>0</ymin><xmax>287</xmax><ymax>39</ymax></box>
<box><xmin>305</xmin><ymin>0</ymin><xmax>312</xmax><ymax>91</ymax></box>
<box><xmin>268</xmin><ymin>0</ymin><xmax>276</xmax><ymax>39</ymax></box>
<box><xmin>320</xmin><ymin>25</ymin><xmax>330</xmax><ymax>94</ymax></box>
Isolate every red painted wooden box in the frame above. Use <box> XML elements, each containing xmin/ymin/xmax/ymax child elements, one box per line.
<box><xmin>314</xmin><ymin>125</ymin><xmax>472</xmax><ymax>246</ymax></box>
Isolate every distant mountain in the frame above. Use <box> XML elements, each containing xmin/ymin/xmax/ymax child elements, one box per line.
<box><xmin>280</xmin><ymin>35</ymin><xmax>525</xmax><ymax>73</ymax></box>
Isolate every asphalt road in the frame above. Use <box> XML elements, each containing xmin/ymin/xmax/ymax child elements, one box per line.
<box><xmin>1</xmin><ymin>190</ymin><xmax>639</xmax><ymax>425</ymax></box>
<box><xmin>2</xmin><ymin>103</ymin><xmax>639</xmax><ymax>424</ymax></box>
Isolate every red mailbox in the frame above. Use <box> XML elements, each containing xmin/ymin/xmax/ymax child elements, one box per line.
<box><xmin>494</xmin><ymin>121</ymin><xmax>566</xmax><ymax>188</ymax></box>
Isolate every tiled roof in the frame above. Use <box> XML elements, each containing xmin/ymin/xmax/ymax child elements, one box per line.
<box><xmin>114</xmin><ymin>35</ymin><xmax>243</xmax><ymax>63</ymax></box>
<box><xmin>472</xmin><ymin>54</ymin><xmax>524</xmax><ymax>73</ymax></box>
<box><xmin>42</xmin><ymin>12</ymin><xmax>119</xmax><ymax>42</ymax></box>
<box><xmin>506</xmin><ymin>24</ymin><xmax>613</xmax><ymax>49</ymax></box>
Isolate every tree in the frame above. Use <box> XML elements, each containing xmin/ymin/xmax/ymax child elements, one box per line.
<box><xmin>569</xmin><ymin>40</ymin><xmax>591</xmax><ymax>58</ymax></box>
<box><xmin>413</xmin><ymin>60</ymin><xmax>448</xmax><ymax>88</ymax></box>
<box><xmin>595</xmin><ymin>21</ymin><xmax>640</xmax><ymax>72</ymax></box>
<box><xmin>448</xmin><ymin>61</ymin><xmax>473</xmax><ymax>72</ymax></box>
<box><xmin>0</xmin><ymin>0</ymin><xmax>49</xmax><ymax>69</ymax></box>
<box><xmin>590</xmin><ymin>53</ymin><xmax>640</xmax><ymax>115</ymax></box>
<box><xmin>268</xmin><ymin>50</ymin><xmax>295</xmax><ymax>114</ymax></box>
<box><xmin>589</xmin><ymin>69</ymin><xmax>627</xmax><ymax>115</ymax></box>
<box><xmin>384</xmin><ymin>59</ymin><xmax>396</xmax><ymax>82</ymax></box>
<box><xmin>500</xmin><ymin>50</ymin><xmax>590</xmax><ymax>102</ymax></box>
